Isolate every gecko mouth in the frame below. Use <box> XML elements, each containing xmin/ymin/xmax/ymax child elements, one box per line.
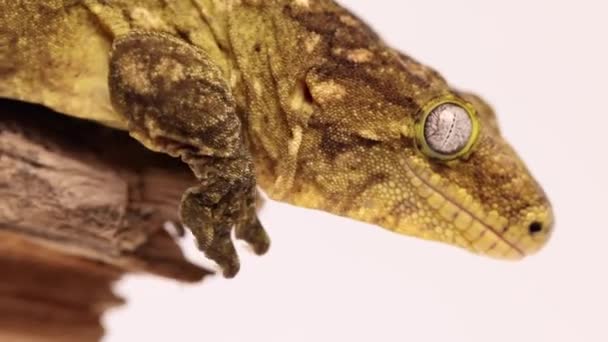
<box><xmin>402</xmin><ymin>157</ymin><xmax>526</xmax><ymax>258</ymax></box>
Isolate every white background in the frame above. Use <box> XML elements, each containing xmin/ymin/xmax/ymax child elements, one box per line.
<box><xmin>105</xmin><ymin>1</ymin><xmax>608</xmax><ymax>341</ymax></box>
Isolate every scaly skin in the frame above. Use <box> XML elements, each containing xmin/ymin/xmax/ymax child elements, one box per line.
<box><xmin>0</xmin><ymin>0</ymin><xmax>553</xmax><ymax>276</ymax></box>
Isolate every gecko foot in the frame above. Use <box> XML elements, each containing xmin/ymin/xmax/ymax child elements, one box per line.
<box><xmin>179</xmin><ymin>184</ymin><xmax>241</xmax><ymax>278</ymax></box>
<box><xmin>236</xmin><ymin>215</ymin><xmax>270</xmax><ymax>255</ymax></box>
<box><xmin>178</xmin><ymin>173</ymin><xmax>269</xmax><ymax>277</ymax></box>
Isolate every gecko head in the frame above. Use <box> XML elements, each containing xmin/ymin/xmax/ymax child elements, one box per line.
<box><xmin>401</xmin><ymin>91</ymin><xmax>555</xmax><ymax>259</ymax></box>
<box><xmin>284</xmin><ymin>51</ymin><xmax>554</xmax><ymax>260</ymax></box>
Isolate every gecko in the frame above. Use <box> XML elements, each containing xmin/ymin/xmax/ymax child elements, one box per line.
<box><xmin>0</xmin><ymin>0</ymin><xmax>553</xmax><ymax>277</ymax></box>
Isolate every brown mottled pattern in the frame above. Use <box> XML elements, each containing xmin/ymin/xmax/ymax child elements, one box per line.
<box><xmin>0</xmin><ymin>0</ymin><xmax>553</xmax><ymax>274</ymax></box>
<box><xmin>109</xmin><ymin>32</ymin><xmax>242</xmax><ymax>157</ymax></box>
<box><xmin>231</xmin><ymin>0</ymin><xmax>553</xmax><ymax>259</ymax></box>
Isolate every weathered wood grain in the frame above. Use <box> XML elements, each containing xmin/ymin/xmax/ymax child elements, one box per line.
<box><xmin>0</xmin><ymin>100</ymin><xmax>211</xmax><ymax>341</ymax></box>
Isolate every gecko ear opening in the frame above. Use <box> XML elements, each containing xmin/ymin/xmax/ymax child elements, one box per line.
<box><xmin>415</xmin><ymin>96</ymin><xmax>481</xmax><ymax>161</ymax></box>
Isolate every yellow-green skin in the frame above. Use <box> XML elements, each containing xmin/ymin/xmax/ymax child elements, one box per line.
<box><xmin>0</xmin><ymin>0</ymin><xmax>553</xmax><ymax>276</ymax></box>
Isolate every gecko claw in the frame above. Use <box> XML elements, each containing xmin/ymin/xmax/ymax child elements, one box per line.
<box><xmin>236</xmin><ymin>216</ymin><xmax>271</xmax><ymax>255</ymax></box>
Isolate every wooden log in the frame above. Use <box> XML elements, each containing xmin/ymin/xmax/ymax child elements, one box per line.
<box><xmin>0</xmin><ymin>100</ymin><xmax>211</xmax><ymax>341</ymax></box>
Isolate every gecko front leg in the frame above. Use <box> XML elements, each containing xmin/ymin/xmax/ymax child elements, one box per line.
<box><xmin>108</xmin><ymin>32</ymin><xmax>269</xmax><ymax>277</ymax></box>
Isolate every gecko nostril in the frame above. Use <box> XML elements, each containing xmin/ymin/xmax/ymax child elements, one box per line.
<box><xmin>528</xmin><ymin>221</ymin><xmax>543</xmax><ymax>235</ymax></box>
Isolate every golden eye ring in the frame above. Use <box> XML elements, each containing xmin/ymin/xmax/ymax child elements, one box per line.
<box><xmin>415</xmin><ymin>96</ymin><xmax>481</xmax><ymax>161</ymax></box>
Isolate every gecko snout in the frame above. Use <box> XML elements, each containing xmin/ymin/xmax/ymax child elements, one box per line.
<box><xmin>498</xmin><ymin>205</ymin><xmax>555</xmax><ymax>259</ymax></box>
<box><xmin>523</xmin><ymin>207</ymin><xmax>554</xmax><ymax>253</ymax></box>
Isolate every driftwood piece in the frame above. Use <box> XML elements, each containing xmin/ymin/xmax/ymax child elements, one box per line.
<box><xmin>0</xmin><ymin>100</ymin><xmax>211</xmax><ymax>341</ymax></box>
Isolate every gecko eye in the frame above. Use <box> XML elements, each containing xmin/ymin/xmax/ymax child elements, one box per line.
<box><xmin>425</xmin><ymin>104</ymin><xmax>472</xmax><ymax>154</ymax></box>
<box><xmin>416</xmin><ymin>98</ymin><xmax>480</xmax><ymax>160</ymax></box>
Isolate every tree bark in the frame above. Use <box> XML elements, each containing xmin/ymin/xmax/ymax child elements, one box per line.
<box><xmin>0</xmin><ymin>100</ymin><xmax>211</xmax><ymax>342</ymax></box>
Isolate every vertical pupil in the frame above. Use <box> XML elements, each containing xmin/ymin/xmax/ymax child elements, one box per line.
<box><xmin>424</xmin><ymin>104</ymin><xmax>473</xmax><ymax>155</ymax></box>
